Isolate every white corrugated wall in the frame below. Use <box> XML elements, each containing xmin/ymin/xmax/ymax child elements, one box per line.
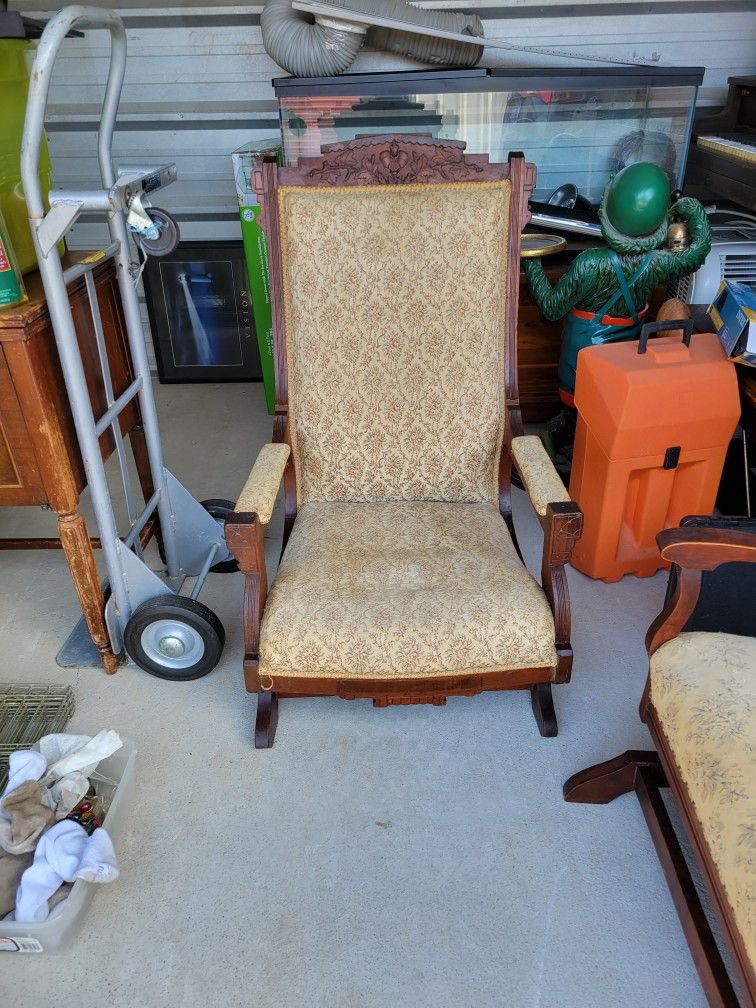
<box><xmin>16</xmin><ymin>0</ymin><xmax>756</xmax><ymax>361</ymax></box>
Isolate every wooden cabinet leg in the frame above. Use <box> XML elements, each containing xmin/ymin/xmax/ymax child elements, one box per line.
<box><xmin>58</xmin><ymin>510</ymin><xmax>118</xmax><ymax>674</ymax></box>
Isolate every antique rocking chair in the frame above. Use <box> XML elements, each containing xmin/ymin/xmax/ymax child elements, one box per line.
<box><xmin>225</xmin><ymin>135</ymin><xmax>583</xmax><ymax>748</ymax></box>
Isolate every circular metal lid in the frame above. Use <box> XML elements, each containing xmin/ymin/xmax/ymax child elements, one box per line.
<box><xmin>520</xmin><ymin>233</ymin><xmax>568</xmax><ymax>258</ymax></box>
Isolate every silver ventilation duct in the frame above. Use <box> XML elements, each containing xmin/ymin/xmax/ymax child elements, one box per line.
<box><xmin>261</xmin><ymin>0</ymin><xmax>484</xmax><ymax>78</ymax></box>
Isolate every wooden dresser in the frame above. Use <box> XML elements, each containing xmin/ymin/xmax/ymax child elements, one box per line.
<box><xmin>517</xmin><ymin>265</ymin><xmax>564</xmax><ymax>422</ymax></box>
<box><xmin>0</xmin><ymin>253</ymin><xmax>154</xmax><ymax>672</ymax></box>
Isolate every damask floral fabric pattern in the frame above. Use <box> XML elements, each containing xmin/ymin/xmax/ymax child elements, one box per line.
<box><xmin>278</xmin><ymin>180</ymin><xmax>512</xmax><ymax>505</ymax></box>
<box><xmin>235</xmin><ymin>443</ymin><xmax>290</xmax><ymax>524</ymax></box>
<box><xmin>511</xmin><ymin>435</ymin><xmax>571</xmax><ymax>517</ymax></box>
<box><xmin>649</xmin><ymin>631</ymin><xmax>756</xmax><ymax>966</ymax></box>
<box><xmin>259</xmin><ymin>501</ymin><xmax>557</xmax><ymax>679</ymax></box>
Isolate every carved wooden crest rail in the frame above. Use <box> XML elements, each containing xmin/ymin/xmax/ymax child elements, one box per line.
<box><xmin>284</xmin><ymin>134</ymin><xmax>499</xmax><ymax>187</ymax></box>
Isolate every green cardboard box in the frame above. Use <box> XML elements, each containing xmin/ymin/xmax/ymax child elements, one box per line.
<box><xmin>232</xmin><ymin>139</ymin><xmax>282</xmax><ymax>415</ymax></box>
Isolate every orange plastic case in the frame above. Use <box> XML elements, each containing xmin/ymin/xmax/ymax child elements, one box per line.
<box><xmin>569</xmin><ymin>327</ymin><xmax>740</xmax><ymax>582</ymax></box>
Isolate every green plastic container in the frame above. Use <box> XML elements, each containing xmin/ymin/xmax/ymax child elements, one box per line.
<box><xmin>0</xmin><ymin>204</ymin><xmax>27</xmax><ymax>308</ymax></box>
<box><xmin>0</xmin><ymin>39</ymin><xmax>56</xmax><ymax>274</ymax></box>
<box><xmin>232</xmin><ymin>139</ymin><xmax>282</xmax><ymax>415</ymax></box>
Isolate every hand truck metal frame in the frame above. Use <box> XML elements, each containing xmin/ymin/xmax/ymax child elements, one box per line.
<box><xmin>21</xmin><ymin>5</ymin><xmax>235</xmax><ymax>680</ymax></box>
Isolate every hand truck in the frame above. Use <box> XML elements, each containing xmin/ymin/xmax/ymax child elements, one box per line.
<box><xmin>21</xmin><ymin>6</ymin><xmax>237</xmax><ymax>680</ymax></box>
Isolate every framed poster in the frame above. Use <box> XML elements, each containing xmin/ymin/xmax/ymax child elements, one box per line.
<box><xmin>143</xmin><ymin>241</ymin><xmax>262</xmax><ymax>382</ymax></box>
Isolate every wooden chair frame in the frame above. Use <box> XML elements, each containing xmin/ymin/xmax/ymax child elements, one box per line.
<box><xmin>564</xmin><ymin>522</ymin><xmax>756</xmax><ymax>1007</ymax></box>
<box><xmin>225</xmin><ymin>135</ymin><xmax>583</xmax><ymax>747</ymax></box>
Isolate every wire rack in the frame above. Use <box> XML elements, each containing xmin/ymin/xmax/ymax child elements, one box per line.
<box><xmin>0</xmin><ymin>684</ymin><xmax>75</xmax><ymax>791</ymax></box>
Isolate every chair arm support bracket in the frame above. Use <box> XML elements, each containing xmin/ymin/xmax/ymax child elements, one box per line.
<box><xmin>541</xmin><ymin>501</ymin><xmax>583</xmax><ymax>682</ymax></box>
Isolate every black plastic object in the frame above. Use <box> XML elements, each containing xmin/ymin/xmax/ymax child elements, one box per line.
<box><xmin>663</xmin><ymin>447</ymin><xmax>681</xmax><ymax>470</ymax></box>
<box><xmin>637</xmin><ymin>317</ymin><xmax>694</xmax><ymax>354</ymax></box>
<box><xmin>200</xmin><ymin>499</ymin><xmax>240</xmax><ymax>573</ymax></box>
<box><xmin>547</xmin><ymin>183</ymin><xmax>578</xmax><ymax>208</ymax></box>
<box><xmin>137</xmin><ymin>208</ymin><xmax>180</xmax><ymax>257</ymax></box>
<box><xmin>123</xmin><ymin>594</ymin><xmax>225</xmax><ymax>680</ymax></box>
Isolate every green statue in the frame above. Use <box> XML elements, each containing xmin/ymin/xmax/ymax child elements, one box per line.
<box><xmin>523</xmin><ymin>162</ymin><xmax>712</xmax><ymax>407</ymax></box>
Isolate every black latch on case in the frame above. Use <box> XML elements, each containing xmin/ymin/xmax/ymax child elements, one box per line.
<box><xmin>663</xmin><ymin>447</ymin><xmax>681</xmax><ymax>470</ymax></box>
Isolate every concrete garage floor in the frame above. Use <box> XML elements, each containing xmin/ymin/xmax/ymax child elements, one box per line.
<box><xmin>0</xmin><ymin>382</ymin><xmax>709</xmax><ymax>1008</ymax></box>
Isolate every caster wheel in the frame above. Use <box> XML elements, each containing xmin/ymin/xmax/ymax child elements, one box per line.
<box><xmin>137</xmin><ymin>208</ymin><xmax>180</xmax><ymax>257</ymax></box>
<box><xmin>200</xmin><ymin>498</ymin><xmax>239</xmax><ymax>573</ymax></box>
<box><xmin>124</xmin><ymin>594</ymin><xmax>225</xmax><ymax>680</ymax></box>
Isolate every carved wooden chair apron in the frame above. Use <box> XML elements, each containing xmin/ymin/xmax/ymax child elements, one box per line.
<box><xmin>225</xmin><ymin>135</ymin><xmax>583</xmax><ymax>747</ymax></box>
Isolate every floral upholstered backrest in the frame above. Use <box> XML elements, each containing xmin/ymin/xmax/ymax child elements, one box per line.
<box><xmin>277</xmin><ymin>170</ymin><xmax>513</xmax><ymax>505</ymax></box>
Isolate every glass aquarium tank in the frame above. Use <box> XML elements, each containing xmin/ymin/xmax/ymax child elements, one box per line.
<box><xmin>274</xmin><ymin>67</ymin><xmax>703</xmax><ymax>208</ymax></box>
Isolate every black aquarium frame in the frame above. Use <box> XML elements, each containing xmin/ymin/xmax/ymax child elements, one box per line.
<box><xmin>273</xmin><ymin>66</ymin><xmax>705</xmax><ymax>97</ymax></box>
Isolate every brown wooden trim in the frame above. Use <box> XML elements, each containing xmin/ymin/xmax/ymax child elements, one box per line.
<box><xmin>563</xmin><ymin>749</ymin><xmax>668</xmax><ymax>803</ymax></box>
<box><xmin>0</xmin><ymin>516</ymin><xmax>156</xmax><ymax>553</ymax></box>
<box><xmin>645</xmin><ymin>567</ymin><xmax>703</xmax><ymax>656</ymax></box>
<box><xmin>278</xmin><ymin>134</ymin><xmax>507</xmax><ymax>187</ymax></box>
<box><xmin>243</xmin><ymin>664</ymin><xmax>556</xmax><ymax>698</ymax></box>
<box><xmin>647</xmin><ymin>708</ymin><xmax>756</xmax><ymax>1005</ymax></box>
<box><xmin>255</xmin><ymin>691</ymin><xmax>279</xmax><ymax>748</ymax></box>
<box><xmin>0</xmin><ymin>537</ymin><xmax>102</xmax><ymax>550</ymax></box>
<box><xmin>657</xmin><ymin>526</ymin><xmax>756</xmax><ymax>570</ymax></box>
<box><xmin>541</xmin><ymin>501</ymin><xmax>583</xmax><ymax>683</ymax></box>
<box><xmin>647</xmin><ymin>522</ymin><xmax>756</xmax><ymax>656</ymax></box>
<box><xmin>272</xmin><ymin>411</ymin><xmax>297</xmax><ymax>551</ymax></box>
<box><xmin>225</xmin><ymin>512</ymin><xmax>268</xmax><ymax>674</ymax></box>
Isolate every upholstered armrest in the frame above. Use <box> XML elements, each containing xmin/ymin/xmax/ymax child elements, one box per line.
<box><xmin>235</xmin><ymin>443</ymin><xmax>291</xmax><ymax>524</ymax></box>
<box><xmin>511</xmin><ymin>435</ymin><xmax>571</xmax><ymax>518</ymax></box>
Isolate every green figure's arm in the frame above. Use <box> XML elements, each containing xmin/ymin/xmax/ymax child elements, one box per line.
<box><xmin>646</xmin><ymin>197</ymin><xmax>713</xmax><ymax>284</ymax></box>
<box><xmin>524</xmin><ymin>197</ymin><xmax>712</xmax><ymax>319</ymax></box>
<box><xmin>522</xmin><ymin>256</ymin><xmax>588</xmax><ymax>321</ymax></box>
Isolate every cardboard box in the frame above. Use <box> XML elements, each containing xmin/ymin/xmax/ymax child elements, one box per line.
<box><xmin>708</xmin><ymin>279</ymin><xmax>756</xmax><ymax>367</ymax></box>
<box><xmin>231</xmin><ymin>139</ymin><xmax>282</xmax><ymax>414</ymax></box>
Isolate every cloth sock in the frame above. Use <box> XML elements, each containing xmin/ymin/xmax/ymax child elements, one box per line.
<box><xmin>0</xmin><ymin>751</ymin><xmax>47</xmax><ymax>820</ymax></box>
<box><xmin>0</xmin><ymin>780</ymin><xmax>55</xmax><ymax>855</ymax></box>
<box><xmin>14</xmin><ymin>821</ymin><xmax>119</xmax><ymax>923</ymax></box>
<box><xmin>75</xmin><ymin>828</ymin><xmax>119</xmax><ymax>883</ymax></box>
<box><xmin>0</xmin><ymin>849</ymin><xmax>33</xmax><ymax>917</ymax></box>
<box><xmin>15</xmin><ymin>819</ymin><xmax>88</xmax><ymax>923</ymax></box>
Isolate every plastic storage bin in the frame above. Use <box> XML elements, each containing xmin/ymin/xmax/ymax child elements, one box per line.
<box><xmin>569</xmin><ymin>322</ymin><xmax>740</xmax><ymax>582</ymax></box>
<box><xmin>0</xmin><ymin>38</ymin><xmax>56</xmax><ymax>274</ymax></box>
<box><xmin>0</xmin><ymin>738</ymin><xmax>135</xmax><ymax>953</ymax></box>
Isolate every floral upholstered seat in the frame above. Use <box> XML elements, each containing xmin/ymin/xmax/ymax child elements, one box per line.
<box><xmin>259</xmin><ymin>501</ymin><xmax>557</xmax><ymax>680</ymax></box>
<box><xmin>649</xmin><ymin>631</ymin><xmax>756</xmax><ymax>968</ymax></box>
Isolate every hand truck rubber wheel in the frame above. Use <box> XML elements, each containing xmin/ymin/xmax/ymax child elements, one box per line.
<box><xmin>137</xmin><ymin>207</ymin><xmax>180</xmax><ymax>257</ymax></box>
<box><xmin>200</xmin><ymin>498</ymin><xmax>240</xmax><ymax>573</ymax></box>
<box><xmin>124</xmin><ymin>594</ymin><xmax>225</xmax><ymax>680</ymax></box>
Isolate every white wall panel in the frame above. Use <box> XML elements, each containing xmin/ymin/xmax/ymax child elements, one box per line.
<box><xmin>17</xmin><ymin>0</ymin><xmax>756</xmax><ymax>364</ymax></box>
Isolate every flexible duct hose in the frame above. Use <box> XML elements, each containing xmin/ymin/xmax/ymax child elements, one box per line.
<box><xmin>261</xmin><ymin>0</ymin><xmax>484</xmax><ymax>77</ymax></box>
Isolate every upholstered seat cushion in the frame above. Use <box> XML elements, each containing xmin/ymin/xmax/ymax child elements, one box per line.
<box><xmin>649</xmin><ymin>632</ymin><xmax>756</xmax><ymax>966</ymax></box>
<box><xmin>259</xmin><ymin>501</ymin><xmax>557</xmax><ymax>679</ymax></box>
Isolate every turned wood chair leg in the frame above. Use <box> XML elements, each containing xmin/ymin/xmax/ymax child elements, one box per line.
<box><xmin>530</xmin><ymin>683</ymin><xmax>558</xmax><ymax>737</ymax></box>
<box><xmin>255</xmin><ymin>692</ymin><xmax>279</xmax><ymax>749</ymax></box>
<box><xmin>563</xmin><ymin>750</ymin><xmax>667</xmax><ymax>803</ymax></box>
